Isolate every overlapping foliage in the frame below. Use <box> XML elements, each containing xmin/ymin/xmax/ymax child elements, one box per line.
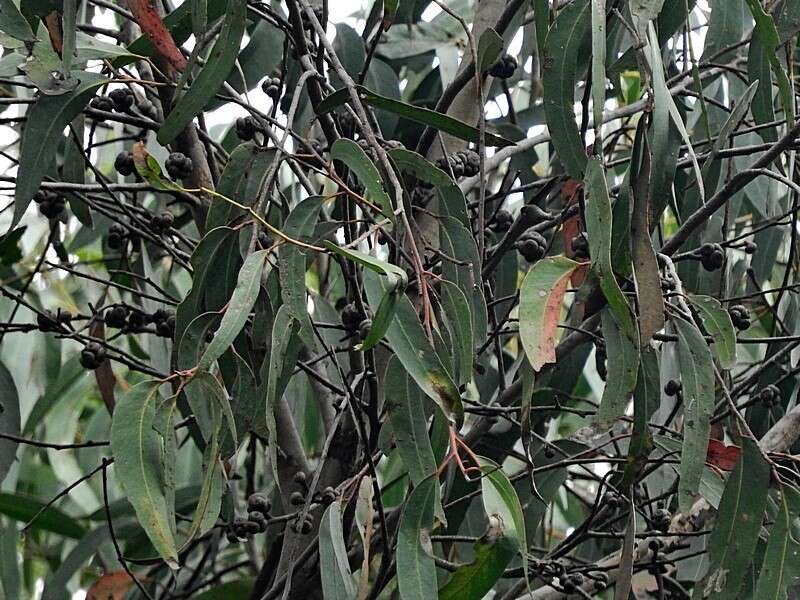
<box><xmin>2</xmin><ymin>0</ymin><xmax>800</xmax><ymax>598</ymax></box>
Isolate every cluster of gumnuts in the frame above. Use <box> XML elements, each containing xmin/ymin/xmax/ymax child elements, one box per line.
<box><xmin>79</xmin><ymin>342</ymin><xmax>107</xmax><ymax>370</ymax></box>
<box><xmin>288</xmin><ymin>471</ymin><xmax>337</xmax><ymax>533</ymax></box>
<box><xmin>489</xmin><ymin>209</ymin><xmax>514</xmax><ymax>232</ymax></box>
<box><xmin>90</xmin><ymin>88</ymin><xmax>134</xmax><ymax>114</ymax></box>
<box><xmin>32</xmin><ymin>190</ymin><xmax>66</xmax><ymax>219</ymax></box>
<box><xmin>515</xmin><ymin>227</ymin><xmax>547</xmax><ymax>262</ymax></box>
<box><xmin>355</xmin><ymin>137</ymin><xmax>404</xmax><ymax>164</ymax></box>
<box><xmin>758</xmin><ymin>384</ymin><xmax>781</xmax><ymax>408</ymax></box>
<box><xmin>261</xmin><ymin>76</ymin><xmax>282</xmax><ymax>100</ymax></box>
<box><xmin>728</xmin><ymin>304</ymin><xmax>750</xmax><ymax>330</ymax></box>
<box><xmin>489</xmin><ymin>54</ymin><xmax>518</xmax><ymax>79</ymax></box>
<box><xmin>235</xmin><ymin>116</ymin><xmax>260</xmax><ymax>141</ymax></box>
<box><xmin>36</xmin><ymin>309</ymin><xmax>72</xmax><ymax>332</ymax></box>
<box><xmin>434</xmin><ymin>149</ymin><xmax>480</xmax><ymax>179</ymax></box>
<box><xmin>165</xmin><ymin>152</ymin><xmax>193</xmax><ymax>180</ymax></box>
<box><xmin>695</xmin><ymin>242</ymin><xmax>725</xmax><ymax>271</ymax></box>
<box><xmin>228</xmin><ymin>492</ymin><xmax>272</xmax><ymax>542</ymax></box>
<box><xmin>114</xmin><ymin>151</ymin><xmax>136</xmax><ymax>177</ymax></box>
<box><xmin>537</xmin><ymin>560</ymin><xmax>607</xmax><ymax>594</ymax></box>
<box><xmin>107</xmin><ymin>223</ymin><xmax>135</xmax><ymax>251</ymax></box>
<box><xmin>104</xmin><ymin>305</ymin><xmax>175</xmax><ymax>338</ymax></box>
<box><xmin>340</xmin><ymin>302</ymin><xmax>371</xmax><ymax>341</ymax></box>
<box><xmin>149</xmin><ymin>211</ymin><xmax>175</xmax><ymax>235</ymax></box>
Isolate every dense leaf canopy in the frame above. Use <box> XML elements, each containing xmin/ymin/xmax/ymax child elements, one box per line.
<box><xmin>1</xmin><ymin>0</ymin><xmax>800</xmax><ymax>598</ymax></box>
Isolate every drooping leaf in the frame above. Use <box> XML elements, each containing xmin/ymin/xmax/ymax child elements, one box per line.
<box><xmin>621</xmin><ymin>346</ymin><xmax>659</xmax><ymax>488</ymax></box>
<box><xmin>0</xmin><ymin>492</ymin><xmax>85</xmax><ymax>538</ymax></box>
<box><xmin>519</xmin><ymin>256</ymin><xmax>581</xmax><ymax>371</ymax></box>
<box><xmin>0</xmin><ymin>361</ymin><xmax>20</xmax><ymax>485</ymax></box>
<box><xmin>279</xmin><ymin>197</ymin><xmax>323</xmax><ymax>348</ymax></box>
<box><xmin>0</xmin><ymin>0</ymin><xmax>36</xmax><ymax>42</ymax></box>
<box><xmin>330</xmin><ymin>139</ymin><xmax>394</xmax><ymax>221</ymax></box>
<box><xmin>674</xmin><ymin>317</ymin><xmax>715</xmax><ymax>513</ymax></box>
<box><xmin>688</xmin><ymin>295</ymin><xmax>737</xmax><ymax>369</ymax></box>
<box><xmin>755</xmin><ymin>483</ymin><xmax>800</xmax><ymax>599</ymax></box>
<box><xmin>12</xmin><ymin>72</ymin><xmax>105</xmax><ymax>230</ymax></box>
<box><xmin>542</xmin><ymin>0</ymin><xmax>591</xmax><ymax>178</ymax></box>
<box><xmin>319</xmin><ymin>500</ymin><xmax>357</xmax><ymax>600</ymax></box>
<box><xmin>110</xmin><ymin>380</ymin><xmax>179</xmax><ymax>567</ymax></box>
<box><xmin>198</xmin><ymin>250</ymin><xmax>268</xmax><ymax>371</ymax></box>
<box><xmin>584</xmin><ymin>157</ymin><xmax>636</xmax><ymax>339</ymax></box>
<box><xmin>157</xmin><ymin>0</ymin><xmax>247</xmax><ymax>145</ymax></box>
<box><xmin>701</xmin><ymin>437</ymin><xmax>770</xmax><ymax>599</ymax></box>
<box><xmin>363</xmin><ymin>269</ymin><xmax>463</xmax><ymax>426</ymax></box>
<box><xmin>397</xmin><ymin>476</ymin><xmax>438</xmax><ymax>600</ymax></box>
<box><xmin>315</xmin><ymin>85</ymin><xmax>514</xmax><ymax>148</ymax></box>
<box><xmin>439</xmin><ymin>280</ymin><xmax>473</xmax><ymax>386</ymax></box>
<box><xmin>595</xmin><ymin>308</ymin><xmax>639</xmax><ymax>428</ymax></box>
<box><xmin>590</xmin><ymin>0</ymin><xmax>606</xmax><ymax>144</ymax></box>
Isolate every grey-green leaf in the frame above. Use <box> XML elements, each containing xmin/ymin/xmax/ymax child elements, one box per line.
<box><xmin>701</xmin><ymin>437</ymin><xmax>770</xmax><ymax>599</ymax></box>
<box><xmin>688</xmin><ymin>295</ymin><xmax>737</xmax><ymax>369</ymax></box>
<box><xmin>595</xmin><ymin>308</ymin><xmax>639</xmax><ymax>428</ymax></box>
<box><xmin>755</xmin><ymin>483</ymin><xmax>800</xmax><ymax>599</ymax></box>
<box><xmin>110</xmin><ymin>380</ymin><xmax>179</xmax><ymax>567</ymax></box>
<box><xmin>542</xmin><ymin>0</ymin><xmax>591</xmax><ymax>178</ymax></box>
<box><xmin>198</xmin><ymin>250</ymin><xmax>268</xmax><ymax>371</ymax></box>
<box><xmin>157</xmin><ymin>0</ymin><xmax>247</xmax><ymax>145</ymax></box>
<box><xmin>12</xmin><ymin>72</ymin><xmax>106</xmax><ymax>230</ymax></box>
<box><xmin>330</xmin><ymin>139</ymin><xmax>393</xmax><ymax>221</ymax></box>
<box><xmin>674</xmin><ymin>317</ymin><xmax>715</xmax><ymax>513</ymax></box>
<box><xmin>319</xmin><ymin>500</ymin><xmax>357</xmax><ymax>600</ymax></box>
<box><xmin>0</xmin><ymin>361</ymin><xmax>20</xmax><ymax>486</ymax></box>
<box><xmin>397</xmin><ymin>477</ymin><xmax>438</xmax><ymax>600</ymax></box>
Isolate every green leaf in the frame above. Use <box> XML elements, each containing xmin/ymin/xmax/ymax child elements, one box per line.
<box><xmin>479</xmin><ymin>458</ymin><xmax>527</xmax><ymax>561</ymax></box>
<box><xmin>0</xmin><ymin>360</ymin><xmax>20</xmax><ymax>485</ymax></box>
<box><xmin>590</xmin><ymin>0</ymin><xmax>606</xmax><ymax>144</ymax></box>
<box><xmin>542</xmin><ymin>0</ymin><xmax>591</xmax><ymax>178</ymax></box>
<box><xmin>621</xmin><ymin>346</ymin><xmax>659</xmax><ymax>488</ymax></box>
<box><xmin>701</xmin><ymin>437</ymin><xmax>770</xmax><ymax>599</ymax></box>
<box><xmin>0</xmin><ymin>226</ymin><xmax>25</xmax><ymax>266</ymax></box>
<box><xmin>12</xmin><ymin>72</ymin><xmax>105</xmax><ymax>230</ymax></box>
<box><xmin>324</xmin><ymin>242</ymin><xmax>407</xmax><ymax>350</ymax></box>
<box><xmin>397</xmin><ymin>476</ymin><xmax>439</xmax><ymax>600</ymax></box>
<box><xmin>595</xmin><ymin>308</ymin><xmax>639</xmax><ymax>428</ymax></box>
<box><xmin>184</xmin><ymin>370</ymin><xmax>237</xmax><ymax>455</ymax></box>
<box><xmin>688</xmin><ymin>295</ymin><xmax>737</xmax><ymax>369</ymax></box>
<box><xmin>330</xmin><ymin>139</ymin><xmax>394</xmax><ymax>221</ymax></box>
<box><xmin>755</xmin><ymin>483</ymin><xmax>800</xmax><ymax>599</ymax></box>
<box><xmin>748</xmin><ymin>30</ymin><xmax>777</xmax><ymax>143</ymax></box>
<box><xmin>110</xmin><ymin>380</ymin><xmax>179</xmax><ymax>567</ymax></box>
<box><xmin>439</xmin><ymin>280</ymin><xmax>473</xmax><ymax>386</ymax></box>
<box><xmin>157</xmin><ymin>0</ymin><xmax>247</xmax><ymax>145</ymax></box>
<box><xmin>198</xmin><ymin>250</ymin><xmax>269</xmax><ymax>371</ymax></box>
<box><xmin>438</xmin><ymin>533</ymin><xmax>516</xmax><ymax>599</ymax></box>
<box><xmin>674</xmin><ymin>317</ymin><xmax>715</xmax><ymax>514</ymax></box>
<box><xmin>388</xmin><ymin>147</ymin><xmax>454</xmax><ymax>187</ymax></box>
<box><xmin>315</xmin><ymin>85</ymin><xmax>514</xmax><ymax>148</ymax></box>
<box><xmin>279</xmin><ymin>197</ymin><xmax>323</xmax><ymax>348</ymax></box>
<box><xmin>0</xmin><ymin>0</ymin><xmax>36</xmax><ymax>42</ymax></box>
<box><xmin>207</xmin><ymin>143</ymin><xmax>277</xmax><ymax>229</ymax></box>
<box><xmin>519</xmin><ymin>256</ymin><xmax>581</xmax><ymax>371</ymax></box>
<box><xmin>0</xmin><ymin>492</ymin><xmax>84</xmax><ymax>538</ymax></box>
<box><xmin>477</xmin><ymin>27</ymin><xmax>503</xmax><ymax>73</ymax></box>
<box><xmin>175</xmin><ymin>226</ymin><xmax>237</xmax><ymax>345</ymax></box>
<box><xmin>384</xmin><ymin>357</ymin><xmax>438</xmax><ymax>486</ymax></box>
<box><xmin>263</xmin><ymin>305</ymin><xmax>302</xmax><ymax>486</ymax></box>
<box><xmin>319</xmin><ymin>500</ymin><xmax>357</xmax><ymax>600</ymax></box>
<box><xmin>363</xmin><ymin>269</ymin><xmax>463</xmax><ymax>426</ymax></box>
<box><xmin>584</xmin><ymin>157</ymin><xmax>636</xmax><ymax>339</ymax></box>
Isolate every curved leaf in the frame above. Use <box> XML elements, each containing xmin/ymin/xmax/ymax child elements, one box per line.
<box><xmin>198</xmin><ymin>250</ymin><xmax>268</xmax><ymax>371</ymax></box>
<box><xmin>542</xmin><ymin>0</ymin><xmax>590</xmax><ymax>179</ymax></box>
<box><xmin>0</xmin><ymin>361</ymin><xmax>20</xmax><ymax>485</ymax></box>
<box><xmin>397</xmin><ymin>477</ymin><xmax>438</xmax><ymax>600</ymax></box>
<box><xmin>331</xmin><ymin>139</ymin><xmax>393</xmax><ymax>221</ymax></box>
<box><xmin>157</xmin><ymin>0</ymin><xmax>246</xmax><ymax>145</ymax></box>
<box><xmin>689</xmin><ymin>295</ymin><xmax>737</xmax><ymax>369</ymax></box>
<box><xmin>319</xmin><ymin>500</ymin><xmax>356</xmax><ymax>600</ymax></box>
<box><xmin>519</xmin><ymin>256</ymin><xmax>581</xmax><ymax>371</ymax></box>
<box><xmin>110</xmin><ymin>380</ymin><xmax>179</xmax><ymax>567</ymax></box>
